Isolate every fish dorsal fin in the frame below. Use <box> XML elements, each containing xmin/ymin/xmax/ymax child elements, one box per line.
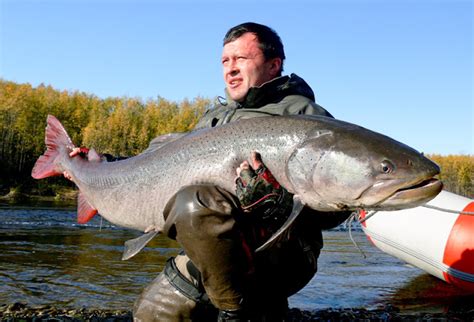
<box><xmin>141</xmin><ymin>133</ymin><xmax>187</xmax><ymax>154</ymax></box>
<box><xmin>77</xmin><ymin>191</ymin><xmax>98</xmax><ymax>224</ymax></box>
<box><xmin>122</xmin><ymin>231</ymin><xmax>159</xmax><ymax>260</ymax></box>
<box><xmin>87</xmin><ymin>148</ymin><xmax>102</xmax><ymax>162</ymax></box>
<box><xmin>255</xmin><ymin>195</ymin><xmax>305</xmax><ymax>252</ymax></box>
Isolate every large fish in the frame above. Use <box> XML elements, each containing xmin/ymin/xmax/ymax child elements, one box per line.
<box><xmin>32</xmin><ymin>115</ymin><xmax>442</xmax><ymax>253</ymax></box>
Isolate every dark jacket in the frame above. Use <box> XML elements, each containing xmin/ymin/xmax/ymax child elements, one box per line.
<box><xmin>195</xmin><ymin>73</ymin><xmax>333</xmax><ymax>129</ymax></box>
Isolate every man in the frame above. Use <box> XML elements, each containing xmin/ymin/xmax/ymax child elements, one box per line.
<box><xmin>69</xmin><ymin>22</ymin><xmax>349</xmax><ymax>321</ymax></box>
<box><xmin>132</xmin><ymin>22</ymin><xmax>350</xmax><ymax>321</ymax></box>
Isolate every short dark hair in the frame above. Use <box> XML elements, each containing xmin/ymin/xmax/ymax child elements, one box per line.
<box><xmin>224</xmin><ymin>22</ymin><xmax>285</xmax><ymax>74</ymax></box>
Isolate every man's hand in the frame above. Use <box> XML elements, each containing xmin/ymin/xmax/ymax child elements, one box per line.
<box><xmin>63</xmin><ymin>147</ymin><xmax>90</xmax><ymax>181</ymax></box>
<box><xmin>235</xmin><ymin>151</ymin><xmax>294</xmax><ymax>242</ymax></box>
<box><xmin>235</xmin><ymin>152</ymin><xmax>289</xmax><ymax>214</ymax></box>
<box><xmin>69</xmin><ymin>147</ymin><xmax>90</xmax><ymax>158</ymax></box>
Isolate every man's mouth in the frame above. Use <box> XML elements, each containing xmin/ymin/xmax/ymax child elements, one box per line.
<box><xmin>228</xmin><ymin>79</ymin><xmax>242</xmax><ymax>89</ymax></box>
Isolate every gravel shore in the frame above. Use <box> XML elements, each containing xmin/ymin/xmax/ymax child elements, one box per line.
<box><xmin>1</xmin><ymin>303</ymin><xmax>473</xmax><ymax>321</ymax></box>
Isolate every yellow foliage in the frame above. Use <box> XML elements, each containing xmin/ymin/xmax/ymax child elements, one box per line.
<box><xmin>1</xmin><ymin>79</ymin><xmax>472</xmax><ymax>200</ymax></box>
<box><xmin>428</xmin><ymin>154</ymin><xmax>473</xmax><ymax>198</ymax></box>
<box><xmin>0</xmin><ymin>79</ymin><xmax>209</xmax><ymax>183</ymax></box>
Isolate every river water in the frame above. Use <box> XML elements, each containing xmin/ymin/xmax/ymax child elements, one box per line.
<box><xmin>1</xmin><ymin>201</ymin><xmax>473</xmax><ymax>314</ymax></box>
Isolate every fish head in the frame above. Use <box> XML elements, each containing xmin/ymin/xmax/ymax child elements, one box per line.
<box><xmin>287</xmin><ymin>119</ymin><xmax>442</xmax><ymax>211</ymax></box>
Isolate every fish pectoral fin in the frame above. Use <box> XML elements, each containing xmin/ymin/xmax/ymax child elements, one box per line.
<box><xmin>122</xmin><ymin>231</ymin><xmax>159</xmax><ymax>261</ymax></box>
<box><xmin>255</xmin><ymin>195</ymin><xmax>305</xmax><ymax>252</ymax></box>
<box><xmin>77</xmin><ymin>192</ymin><xmax>98</xmax><ymax>224</ymax></box>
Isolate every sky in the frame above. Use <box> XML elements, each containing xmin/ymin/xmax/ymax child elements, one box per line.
<box><xmin>1</xmin><ymin>0</ymin><xmax>472</xmax><ymax>155</ymax></box>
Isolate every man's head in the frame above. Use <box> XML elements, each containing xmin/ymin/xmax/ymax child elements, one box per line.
<box><xmin>222</xmin><ymin>22</ymin><xmax>286</xmax><ymax>102</ymax></box>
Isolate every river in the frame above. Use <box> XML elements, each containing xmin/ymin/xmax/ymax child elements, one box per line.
<box><xmin>1</xmin><ymin>201</ymin><xmax>473</xmax><ymax>314</ymax></box>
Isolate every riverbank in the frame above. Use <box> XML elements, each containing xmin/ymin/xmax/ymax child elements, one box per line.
<box><xmin>0</xmin><ymin>187</ymin><xmax>78</xmax><ymax>203</ymax></box>
<box><xmin>1</xmin><ymin>303</ymin><xmax>473</xmax><ymax>321</ymax></box>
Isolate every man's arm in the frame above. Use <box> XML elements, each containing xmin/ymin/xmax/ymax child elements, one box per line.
<box><xmin>235</xmin><ymin>151</ymin><xmax>350</xmax><ymax>241</ymax></box>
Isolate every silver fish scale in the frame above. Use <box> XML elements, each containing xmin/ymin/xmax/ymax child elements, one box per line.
<box><xmin>65</xmin><ymin>117</ymin><xmax>319</xmax><ymax>232</ymax></box>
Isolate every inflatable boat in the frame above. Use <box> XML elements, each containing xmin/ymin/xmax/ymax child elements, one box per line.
<box><xmin>360</xmin><ymin>190</ymin><xmax>474</xmax><ymax>291</ymax></box>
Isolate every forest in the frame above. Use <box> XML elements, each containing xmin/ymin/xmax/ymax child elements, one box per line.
<box><xmin>0</xmin><ymin>80</ymin><xmax>472</xmax><ymax>200</ymax></box>
<box><xmin>0</xmin><ymin>80</ymin><xmax>208</xmax><ymax>198</ymax></box>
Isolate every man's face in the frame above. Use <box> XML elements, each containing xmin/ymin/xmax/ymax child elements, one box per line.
<box><xmin>222</xmin><ymin>32</ymin><xmax>280</xmax><ymax>102</ymax></box>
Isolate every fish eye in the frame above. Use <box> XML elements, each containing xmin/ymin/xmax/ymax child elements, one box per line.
<box><xmin>381</xmin><ymin>160</ymin><xmax>395</xmax><ymax>174</ymax></box>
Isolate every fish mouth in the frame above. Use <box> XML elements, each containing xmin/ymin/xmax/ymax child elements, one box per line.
<box><xmin>375</xmin><ymin>177</ymin><xmax>443</xmax><ymax>210</ymax></box>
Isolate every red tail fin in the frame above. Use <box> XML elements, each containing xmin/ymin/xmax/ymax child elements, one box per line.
<box><xmin>31</xmin><ymin>115</ymin><xmax>75</xmax><ymax>179</ymax></box>
<box><xmin>32</xmin><ymin>115</ymin><xmax>98</xmax><ymax>224</ymax></box>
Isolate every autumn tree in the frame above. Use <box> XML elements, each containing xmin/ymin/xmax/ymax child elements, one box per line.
<box><xmin>0</xmin><ymin>80</ymin><xmax>208</xmax><ymax>195</ymax></box>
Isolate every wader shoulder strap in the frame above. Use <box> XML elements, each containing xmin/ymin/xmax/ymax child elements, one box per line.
<box><xmin>164</xmin><ymin>257</ymin><xmax>210</xmax><ymax>304</ymax></box>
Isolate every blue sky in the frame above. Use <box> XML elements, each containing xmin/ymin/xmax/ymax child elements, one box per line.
<box><xmin>1</xmin><ymin>0</ymin><xmax>472</xmax><ymax>155</ymax></box>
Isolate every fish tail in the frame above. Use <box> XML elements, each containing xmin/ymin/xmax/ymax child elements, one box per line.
<box><xmin>31</xmin><ymin>115</ymin><xmax>75</xmax><ymax>179</ymax></box>
<box><xmin>31</xmin><ymin>115</ymin><xmax>99</xmax><ymax>224</ymax></box>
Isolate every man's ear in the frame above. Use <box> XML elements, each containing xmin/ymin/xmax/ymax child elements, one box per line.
<box><xmin>269</xmin><ymin>57</ymin><xmax>282</xmax><ymax>77</ymax></box>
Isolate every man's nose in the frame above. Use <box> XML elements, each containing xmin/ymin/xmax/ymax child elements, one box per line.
<box><xmin>226</xmin><ymin>60</ymin><xmax>239</xmax><ymax>76</ymax></box>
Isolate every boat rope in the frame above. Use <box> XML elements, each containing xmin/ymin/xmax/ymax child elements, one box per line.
<box><xmin>358</xmin><ymin>205</ymin><xmax>474</xmax><ymax>226</ymax></box>
<box><xmin>421</xmin><ymin>204</ymin><xmax>474</xmax><ymax>215</ymax></box>
<box><xmin>345</xmin><ymin>200</ymin><xmax>474</xmax><ymax>258</ymax></box>
<box><xmin>358</xmin><ymin>210</ymin><xmax>378</xmax><ymax>223</ymax></box>
<box><xmin>345</xmin><ymin>211</ymin><xmax>367</xmax><ymax>259</ymax></box>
